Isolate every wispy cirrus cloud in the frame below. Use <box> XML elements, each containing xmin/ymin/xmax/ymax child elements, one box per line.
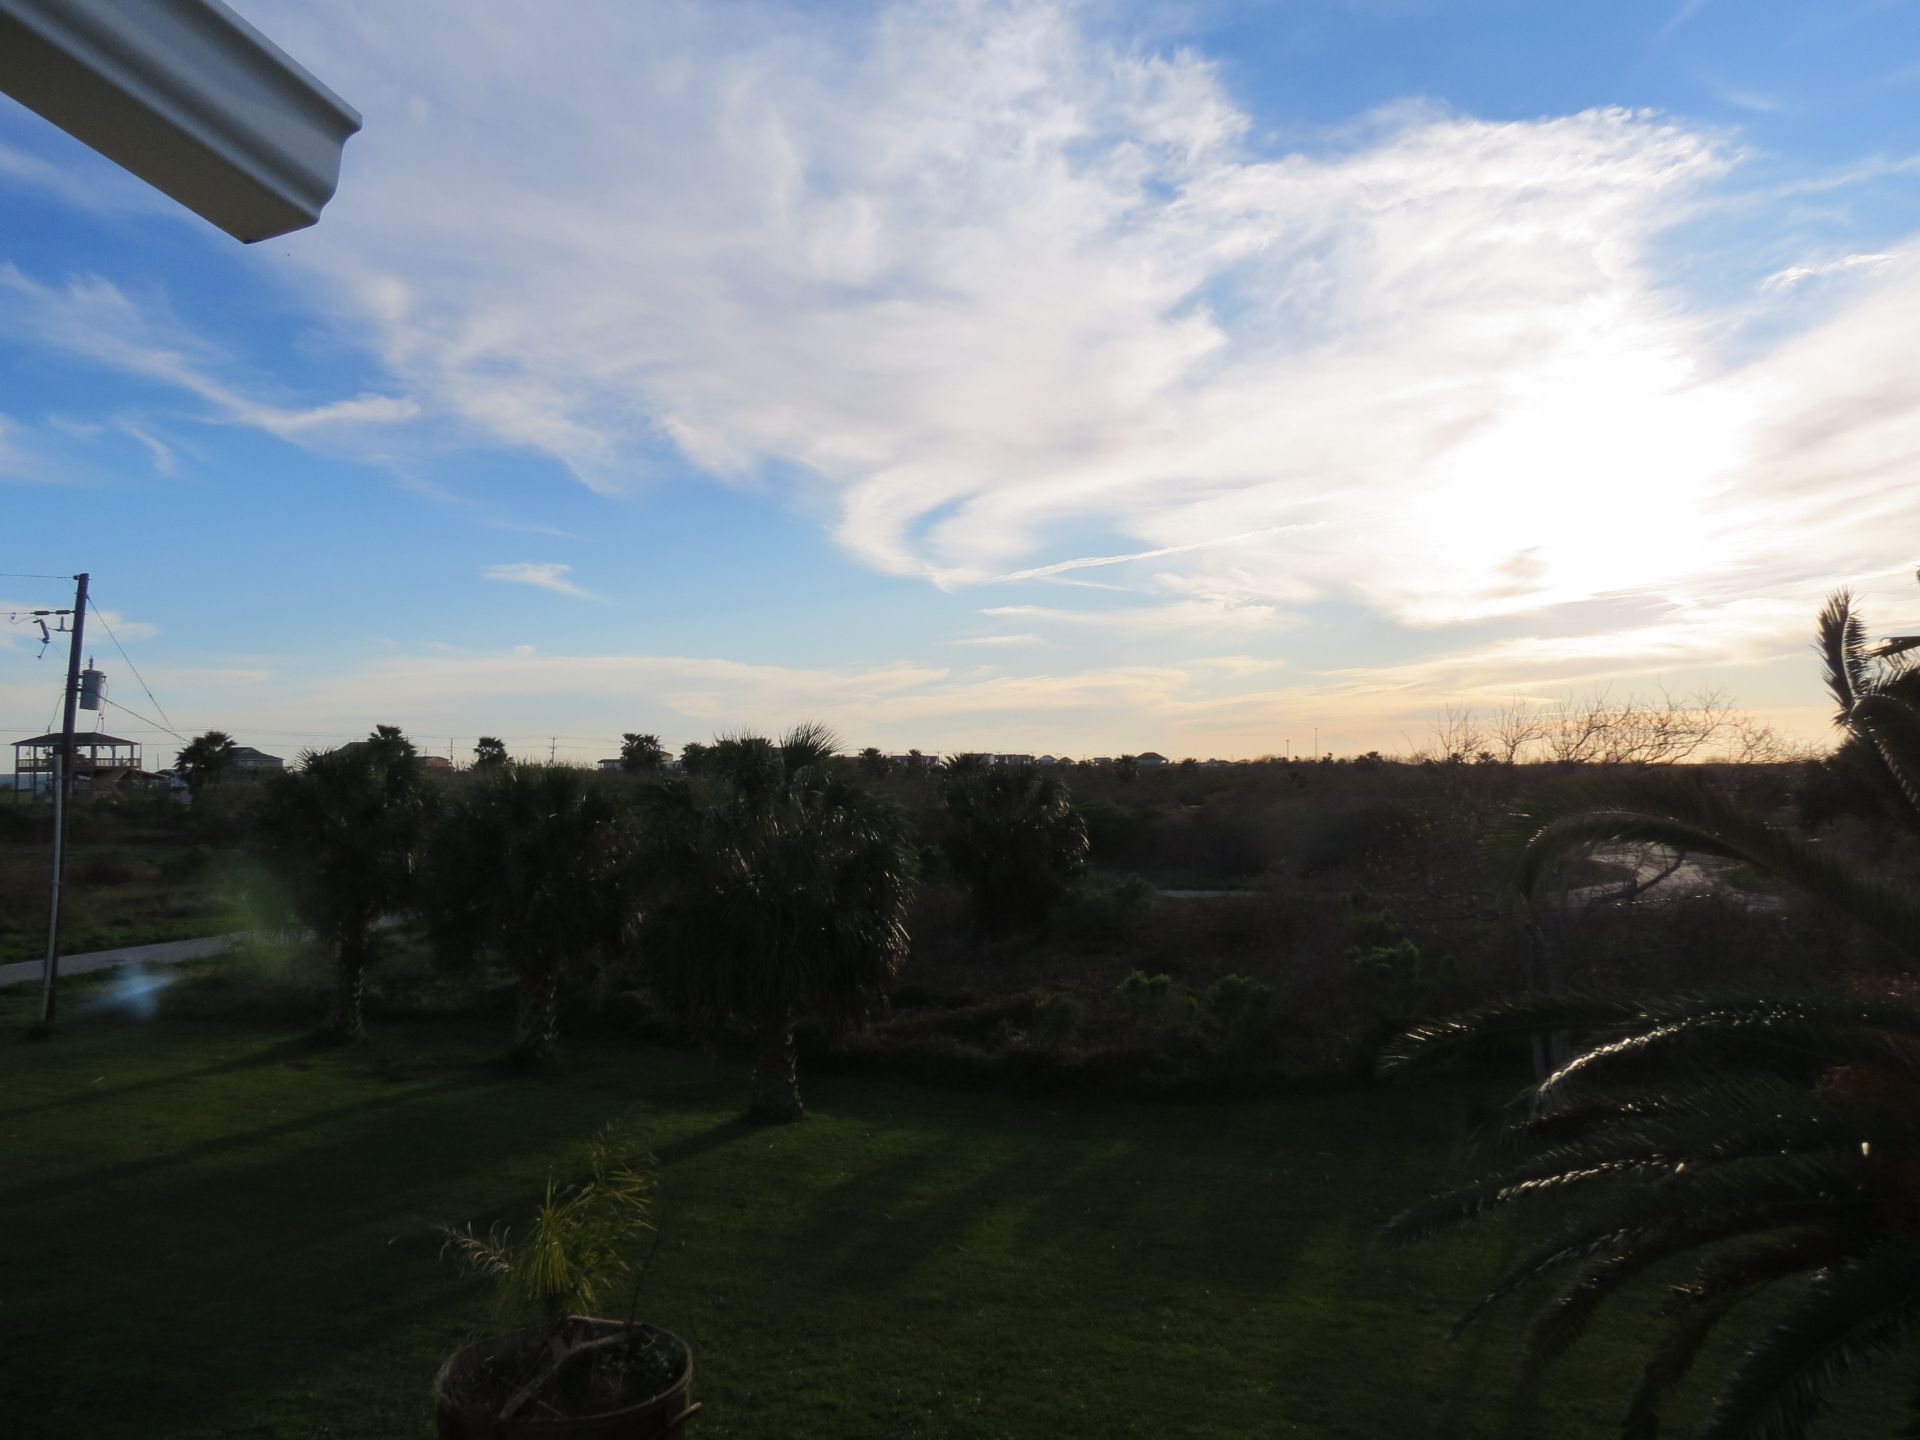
<box><xmin>983</xmin><ymin>600</ymin><xmax>1294</xmax><ymax>634</ymax></box>
<box><xmin>114</xmin><ymin>642</ymin><xmax>1306</xmax><ymax>759</ymax></box>
<box><xmin>985</xmin><ymin>526</ymin><xmax>1314</xmax><ymax>584</ymax></box>
<box><xmin>1761</xmin><ymin>250</ymin><xmax>1904</xmax><ymax>291</ymax></box>
<box><xmin>11</xmin><ymin>0</ymin><xmax>1920</xmax><ymax>748</ymax></box>
<box><xmin>1658</xmin><ymin>0</ymin><xmax>1710</xmax><ymax>40</ymax></box>
<box><xmin>482</xmin><ymin>562</ymin><xmax>600</xmax><ymax>601</ymax></box>
<box><xmin>237</xmin><ymin>0</ymin><xmax>1920</xmax><ymax>660</ymax></box>
<box><xmin>0</xmin><ymin>266</ymin><xmax>417</xmax><ymax>440</ymax></box>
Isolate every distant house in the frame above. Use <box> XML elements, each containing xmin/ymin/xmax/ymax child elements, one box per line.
<box><xmin>228</xmin><ymin>746</ymin><xmax>283</xmax><ymax>772</ymax></box>
<box><xmin>988</xmin><ymin>753</ymin><xmax>1035</xmax><ymax>766</ymax></box>
<box><xmin>422</xmin><ymin>755</ymin><xmax>453</xmax><ymax>772</ymax></box>
<box><xmin>597</xmin><ymin>758</ymin><xmax>622</xmax><ymax>771</ymax></box>
<box><xmin>1135</xmin><ymin>751</ymin><xmax>1169</xmax><ymax>767</ymax></box>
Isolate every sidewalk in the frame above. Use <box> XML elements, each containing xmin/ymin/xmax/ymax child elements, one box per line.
<box><xmin>0</xmin><ymin>931</ymin><xmax>250</xmax><ymax>989</ymax></box>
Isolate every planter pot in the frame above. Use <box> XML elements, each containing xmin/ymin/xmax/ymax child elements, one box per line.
<box><xmin>434</xmin><ymin>1318</ymin><xmax>699</xmax><ymax>1439</ymax></box>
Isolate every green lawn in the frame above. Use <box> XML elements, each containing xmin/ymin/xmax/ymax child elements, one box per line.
<box><xmin>0</xmin><ymin>841</ymin><xmax>245</xmax><ymax>964</ymax></box>
<box><xmin>0</xmin><ymin>969</ymin><xmax>1873</xmax><ymax>1440</ymax></box>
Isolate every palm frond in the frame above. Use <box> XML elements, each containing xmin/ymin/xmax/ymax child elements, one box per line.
<box><xmin>1386</xmin><ymin>990</ymin><xmax>1920</xmax><ymax>1084</ymax></box>
<box><xmin>1495</xmin><ymin>771</ymin><xmax>1920</xmax><ymax>966</ymax></box>
<box><xmin>1413</xmin><ymin>1149</ymin><xmax>1871</xmax><ymax>1338</ymax></box>
<box><xmin>1701</xmin><ymin>1241</ymin><xmax>1920</xmax><ymax>1440</ymax></box>
<box><xmin>1844</xmin><ymin>691</ymin><xmax>1920</xmax><ymax>819</ymax></box>
<box><xmin>1819</xmin><ymin>588</ymin><xmax>1870</xmax><ymax>723</ymax></box>
<box><xmin>1381</xmin><ymin>992</ymin><xmax>1647</xmax><ymax>1074</ymax></box>
<box><xmin>1622</xmin><ymin>1289</ymin><xmax>1748</xmax><ymax>1440</ymax></box>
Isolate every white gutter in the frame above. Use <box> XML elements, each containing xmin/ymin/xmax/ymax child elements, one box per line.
<box><xmin>0</xmin><ymin>0</ymin><xmax>360</xmax><ymax>242</ymax></box>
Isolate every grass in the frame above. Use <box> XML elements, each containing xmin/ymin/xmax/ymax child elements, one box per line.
<box><xmin>0</xmin><ymin>841</ymin><xmax>246</xmax><ymax>964</ymax></box>
<box><xmin>0</xmin><ymin>965</ymin><xmax>1882</xmax><ymax>1440</ymax></box>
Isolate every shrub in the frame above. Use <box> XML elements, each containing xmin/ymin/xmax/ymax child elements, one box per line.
<box><xmin>1029</xmin><ymin>992</ymin><xmax>1083</xmax><ymax>1046</ymax></box>
<box><xmin>1050</xmin><ymin>874</ymin><xmax>1154</xmax><ymax>949</ymax></box>
<box><xmin>1202</xmin><ymin>973</ymin><xmax>1277</xmax><ymax>1050</ymax></box>
<box><xmin>1114</xmin><ymin>970</ymin><xmax>1197</xmax><ymax>1031</ymax></box>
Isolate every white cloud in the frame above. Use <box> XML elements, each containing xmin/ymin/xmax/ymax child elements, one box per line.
<box><xmin>483</xmin><ymin>563</ymin><xmax>600</xmax><ymax>601</ymax></box>
<box><xmin>16</xmin><ymin>0</ymin><xmax>1920</xmax><ymax>733</ymax></box>
<box><xmin>241</xmin><ymin>0</ymin><xmax>1853</xmax><ymax>640</ymax></box>
<box><xmin>0</xmin><ymin>265</ymin><xmax>418</xmax><ymax>440</ymax></box>
<box><xmin>121</xmin><ymin>642</ymin><xmax>1308</xmax><ymax>758</ymax></box>
<box><xmin>90</xmin><ymin>608</ymin><xmax>159</xmax><ymax>643</ymax></box>
<box><xmin>1760</xmin><ymin>250</ymin><xmax>1903</xmax><ymax>291</ymax></box>
<box><xmin>119</xmin><ymin>424</ymin><xmax>177</xmax><ymax>476</ymax></box>
<box><xmin>1658</xmin><ymin>0</ymin><xmax>1710</xmax><ymax>40</ymax></box>
<box><xmin>982</xmin><ymin>599</ymin><xmax>1293</xmax><ymax>633</ymax></box>
<box><xmin>953</xmin><ymin>632</ymin><xmax>1043</xmax><ymax>647</ymax></box>
<box><xmin>986</xmin><ymin>526</ymin><xmax>1313</xmax><ymax>583</ymax></box>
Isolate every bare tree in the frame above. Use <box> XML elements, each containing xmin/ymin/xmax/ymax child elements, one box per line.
<box><xmin>1542</xmin><ymin>686</ymin><xmax>1739</xmax><ymax>766</ymax></box>
<box><xmin>1426</xmin><ymin>704</ymin><xmax>1484</xmax><ymax>764</ymax></box>
<box><xmin>1721</xmin><ymin>715</ymin><xmax>1815</xmax><ymax>765</ymax></box>
<box><xmin>1489</xmin><ymin>699</ymin><xmax>1549</xmax><ymax>765</ymax></box>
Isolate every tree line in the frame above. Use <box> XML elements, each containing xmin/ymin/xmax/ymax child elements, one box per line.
<box><xmin>242</xmin><ymin>723</ymin><xmax>1088</xmax><ymax>1123</ymax></box>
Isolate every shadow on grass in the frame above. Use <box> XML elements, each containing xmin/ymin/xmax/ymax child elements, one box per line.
<box><xmin>3</xmin><ymin>1062</ymin><xmax>627</xmax><ymax>1437</ymax></box>
<box><xmin>0</xmin><ymin>1056</ymin><xmax>509</xmax><ymax>1211</ymax></box>
<box><xmin>654</xmin><ymin>1114</ymin><xmax>760</xmax><ymax>1166</ymax></box>
<box><xmin>0</xmin><ymin>1031</ymin><xmax>335</xmax><ymax>1121</ymax></box>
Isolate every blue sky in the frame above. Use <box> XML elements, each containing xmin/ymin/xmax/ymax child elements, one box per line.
<box><xmin>4</xmin><ymin>0</ymin><xmax>1920</xmax><ymax>764</ymax></box>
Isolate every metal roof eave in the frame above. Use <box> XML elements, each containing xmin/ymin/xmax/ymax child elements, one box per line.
<box><xmin>0</xmin><ymin>0</ymin><xmax>361</xmax><ymax>242</ymax></box>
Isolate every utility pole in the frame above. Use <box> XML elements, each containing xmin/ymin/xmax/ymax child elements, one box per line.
<box><xmin>548</xmin><ymin>736</ymin><xmax>556</xmax><ymax>763</ymax></box>
<box><xmin>1313</xmin><ymin>726</ymin><xmax>1318</xmax><ymax>760</ymax></box>
<box><xmin>41</xmin><ymin>571</ymin><xmax>87</xmax><ymax>1027</ymax></box>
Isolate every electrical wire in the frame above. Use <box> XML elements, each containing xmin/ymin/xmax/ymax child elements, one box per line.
<box><xmin>99</xmin><ymin>695</ymin><xmax>188</xmax><ymax>744</ymax></box>
<box><xmin>86</xmin><ymin>596</ymin><xmax>175</xmax><ymax>735</ymax></box>
<box><xmin>0</xmin><ymin>572</ymin><xmax>74</xmax><ymax>581</ymax></box>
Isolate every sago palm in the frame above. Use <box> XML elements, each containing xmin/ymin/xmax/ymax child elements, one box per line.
<box><xmin>639</xmin><ymin>724</ymin><xmax>915</xmax><ymax>1122</ymax></box>
<box><xmin>1383</xmin><ymin>586</ymin><xmax>1920</xmax><ymax>1440</ymax></box>
<box><xmin>422</xmin><ymin>762</ymin><xmax>631</xmax><ymax>1062</ymax></box>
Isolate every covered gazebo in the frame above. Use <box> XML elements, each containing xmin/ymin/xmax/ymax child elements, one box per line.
<box><xmin>11</xmin><ymin>731</ymin><xmax>144</xmax><ymax>795</ymax></box>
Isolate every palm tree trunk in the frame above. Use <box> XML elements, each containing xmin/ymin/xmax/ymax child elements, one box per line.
<box><xmin>325</xmin><ymin>932</ymin><xmax>369</xmax><ymax>1041</ymax></box>
<box><xmin>748</xmin><ymin>1009</ymin><xmax>803</xmax><ymax>1123</ymax></box>
<box><xmin>512</xmin><ymin>964</ymin><xmax>560</xmax><ymax>1063</ymax></box>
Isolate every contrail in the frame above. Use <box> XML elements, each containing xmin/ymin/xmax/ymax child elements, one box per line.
<box><xmin>986</xmin><ymin>523</ymin><xmax>1318</xmax><ymax>584</ymax></box>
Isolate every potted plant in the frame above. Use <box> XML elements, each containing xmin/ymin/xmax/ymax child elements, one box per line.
<box><xmin>434</xmin><ymin>1126</ymin><xmax>698</xmax><ymax>1438</ymax></box>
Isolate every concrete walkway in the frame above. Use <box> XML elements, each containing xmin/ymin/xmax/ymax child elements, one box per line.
<box><xmin>0</xmin><ymin>930</ymin><xmax>249</xmax><ymax>989</ymax></box>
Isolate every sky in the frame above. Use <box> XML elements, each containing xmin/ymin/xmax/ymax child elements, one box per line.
<box><xmin>4</xmin><ymin>0</ymin><xmax>1920</xmax><ymax>765</ymax></box>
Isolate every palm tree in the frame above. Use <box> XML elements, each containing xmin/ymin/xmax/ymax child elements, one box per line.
<box><xmin>473</xmin><ymin>736</ymin><xmax>509</xmax><ymax>768</ymax></box>
<box><xmin>939</xmin><ymin>758</ymin><xmax>1089</xmax><ymax>934</ymax></box>
<box><xmin>253</xmin><ymin>729</ymin><xmax>430</xmax><ymax>1039</ymax></box>
<box><xmin>619</xmin><ymin>733</ymin><xmax>666</xmax><ymax>773</ymax></box>
<box><xmin>175</xmin><ymin>729</ymin><xmax>237</xmax><ymax>796</ymax></box>
<box><xmin>422</xmin><ymin>762</ymin><xmax>629</xmax><ymax>1061</ymax></box>
<box><xmin>640</xmin><ymin>724</ymin><xmax>915</xmax><ymax>1122</ymax></box>
<box><xmin>1382</xmin><ymin>585</ymin><xmax>1920</xmax><ymax>1439</ymax></box>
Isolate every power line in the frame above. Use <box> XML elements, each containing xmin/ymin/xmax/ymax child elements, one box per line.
<box><xmin>0</xmin><ymin>572</ymin><xmax>74</xmax><ymax>581</ymax></box>
<box><xmin>99</xmin><ymin>695</ymin><xmax>188</xmax><ymax>744</ymax></box>
<box><xmin>86</xmin><ymin>595</ymin><xmax>175</xmax><ymax>735</ymax></box>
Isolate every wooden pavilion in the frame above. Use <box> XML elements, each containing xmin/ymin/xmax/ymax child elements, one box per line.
<box><xmin>10</xmin><ymin>731</ymin><xmax>143</xmax><ymax>796</ymax></box>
